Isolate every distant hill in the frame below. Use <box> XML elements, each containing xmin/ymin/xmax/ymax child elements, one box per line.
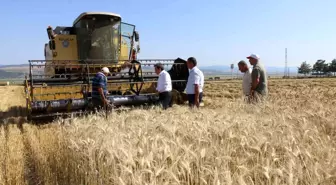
<box><xmin>0</xmin><ymin>69</ymin><xmax>25</xmax><ymax>79</ymax></box>
<box><xmin>199</xmin><ymin>65</ymin><xmax>298</xmax><ymax>75</ymax></box>
<box><xmin>0</xmin><ymin>64</ymin><xmax>29</xmax><ymax>74</ymax></box>
<box><xmin>0</xmin><ymin>64</ymin><xmax>28</xmax><ymax>68</ymax></box>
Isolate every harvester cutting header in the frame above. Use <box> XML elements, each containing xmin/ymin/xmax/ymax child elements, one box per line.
<box><xmin>25</xmin><ymin>11</ymin><xmax>189</xmax><ymax>121</ymax></box>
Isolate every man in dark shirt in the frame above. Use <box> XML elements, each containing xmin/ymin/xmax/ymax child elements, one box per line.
<box><xmin>247</xmin><ymin>54</ymin><xmax>268</xmax><ymax>102</ymax></box>
<box><xmin>91</xmin><ymin>67</ymin><xmax>110</xmax><ymax>109</ymax></box>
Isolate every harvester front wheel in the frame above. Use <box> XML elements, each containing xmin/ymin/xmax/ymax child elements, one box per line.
<box><xmin>128</xmin><ymin>60</ymin><xmax>144</xmax><ymax>95</ymax></box>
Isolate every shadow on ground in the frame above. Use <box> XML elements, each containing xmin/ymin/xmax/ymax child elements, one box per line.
<box><xmin>0</xmin><ymin>106</ymin><xmax>27</xmax><ymax>124</ymax></box>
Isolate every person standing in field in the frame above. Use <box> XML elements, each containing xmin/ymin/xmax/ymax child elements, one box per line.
<box><xmin>91</xmin><ymin>67</ymin><xmax>110</xmax><ymax>110</ymax></box>
<box><xmin>154</xmin><ymin>63</ymin><xmax>173</xmax><ymax>109</ymax></box>
<box><xmin>237</xmin><ymin>60</ymin><xmax>252</xmax><ymax>101</ymax></box>
<box><xmin>90</xmin><ymin>63</ymin><xmax>133</xmax><ymax>111</ymax></box>
<box><xmin>185</xmin><ymin>57</ymin><xmax>204</xmax><ymax>108</ymax></box>
<box><xmin>246</xmin><ymin>54</ymin><xmax>268</xmax><ymax>102</ymax></box>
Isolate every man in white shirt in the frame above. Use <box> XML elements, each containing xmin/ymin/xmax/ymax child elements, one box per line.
<box><xmin>154</xmin><ymin>63</ymin><xmax>172</xmax><ymax>109</ymax></box>
<box><xmin>238</xmin><ymin>60</ymin><xmax>252</xmax><ymax>101</ymax></box>
<box><xmin>185</xmin><ymin>57</ymin><xmax>204</xmax><ymax>108</ymax></box>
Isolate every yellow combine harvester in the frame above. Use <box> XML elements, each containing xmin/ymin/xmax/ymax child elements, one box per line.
<box><xmin>25</xmin><ymin>12</ymin><xmax>189</xmax><ymax>121</ymax></box>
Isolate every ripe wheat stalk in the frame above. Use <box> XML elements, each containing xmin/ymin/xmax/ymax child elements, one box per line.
<box><xmin>0</xmin><ymin>78</ymin><xmax>335</xmax><ymax>185</ymax></box>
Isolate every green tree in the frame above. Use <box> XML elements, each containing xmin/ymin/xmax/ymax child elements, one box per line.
<box><xmin>330</xmin><ymin>59</ymin><xmax>336</xmax><ymax>76</ymax></box>
<box><xmin>298</xmin><ymin>61</ymin><xmax>312</xmax><ymax>76</ymax></box>
<box><xmin>313</xmin><ymin>59</ymin><xmax>328</xmax><ymax>75</ymax></box>
<box><xmin>323</xmin><ymin>64</ymin><xmax>330</xmax><ymax>74</ymax></box>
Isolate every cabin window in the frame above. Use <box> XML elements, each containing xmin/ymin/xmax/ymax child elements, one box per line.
<box><xmin>75</xmin><ymin>15</ymin><xmax>121</xmax><ymax>63</ymax></box>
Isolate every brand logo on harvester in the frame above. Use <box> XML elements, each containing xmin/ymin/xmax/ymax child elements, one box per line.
<box><xmin>59</xmin><ymin>38</ymin><xmax>74</xmax><ymax>41</ymax></box>
<box><xmin>59</xmin><ymin>37</ymin><xmax>73</xmax><ymax>48</ymax></box>
<box><xmin>62</xmin><ymin>40</ymin><xmax>69</xmax><ymax>48</ymax></box>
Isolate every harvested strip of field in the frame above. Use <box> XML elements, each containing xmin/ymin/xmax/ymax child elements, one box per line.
<box><xmin>0</xmin><ymin>86</ymin><xmax>25</xmax><ymax>112</ymax></box>
<box><xmin>0</xmin><ymin>86</ymin><xmax>26</xmax><ymax>121</ymax></box>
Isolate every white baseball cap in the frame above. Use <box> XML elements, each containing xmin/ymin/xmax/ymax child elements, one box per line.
<box><xmin>246</xmin><ymin>54</ymin><xmax>260</xmax><ymax>60</ymax></box>
<box><xmin>101</xmin><ymin>67</ymin><xmax>110</xmax><ymax>74</ymax></box>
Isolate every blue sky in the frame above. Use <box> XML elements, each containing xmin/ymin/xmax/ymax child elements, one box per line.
<box><xmin>0</xmin><ymin>0</ymin><xmax>335</xmax><ymax>67</ymax></box>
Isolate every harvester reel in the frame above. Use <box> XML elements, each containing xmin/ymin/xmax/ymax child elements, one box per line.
<box><xmin>128</xmin><ymin>60</ymin><xmax>144</xmax><ymax>95</ymax></box>
<box><xmin>167</xmin><ymin>58</ymin><xmax>190</xmax><ymax>104</ymax></box>
<box><xmin>168</xmin><ymin>58</ymin><xmax>189</xmax><ymax>92</ymax></box>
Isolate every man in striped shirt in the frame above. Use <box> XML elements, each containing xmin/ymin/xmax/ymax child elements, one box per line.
<box><xmin>91</xmin><ymin>67</ymin><xmax>110</xmax><ymax>109</ymax></box>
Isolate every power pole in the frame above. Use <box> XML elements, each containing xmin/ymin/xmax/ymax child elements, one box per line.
<box><xmin>284</xmin><ymin>48</ymin><xmax>288</xmax><ymax>78</ymax></box>
<box><xmin>230</xmin><ymin>64</ymin><xmax>234</xmax><ymax>79</ymax></box>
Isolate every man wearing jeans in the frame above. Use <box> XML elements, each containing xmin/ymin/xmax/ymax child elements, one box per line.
<box><xmin>91</xmin><ymin>67</ymin><xmax>110</xmax><ymax>110</ymax></box>
<box><xmin>185</xmin><ymin>57</ymin><xmax>204</xmax><ymax>108</ymax></box>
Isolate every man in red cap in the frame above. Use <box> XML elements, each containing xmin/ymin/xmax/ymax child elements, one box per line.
<box><xmin>246</xmin><ymin>54</ymin><xmax>268</xmax><ymax>102</ymax></box>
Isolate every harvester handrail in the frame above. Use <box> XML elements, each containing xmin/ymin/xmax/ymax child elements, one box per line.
<box><xmin>29</xmin><ymin>71</ymin><xmax>158</xmax><ymax>77</ymax></box>
<box><xmin>30</xmin><ymin>79</ymin><xmax>187</xmax><ymax>85</ymax></box>
<box><xmin>28</xmin><ymin>59</ymin><xmax>183</xmax><ymax>64</ymax></box>
<box><xmin>28</xmin><ymin>63</ymin><xmax>185</xmax><ymax>67</ymax></box>
<box><xmin>27</xmin><ymin>76</ymin><xmax>187</xmax><ymax>85</ymax></box>
<box><xmin>28</xmin><ymin>59</ymin><xmax>179</xmax><ymax>61</ymax></box>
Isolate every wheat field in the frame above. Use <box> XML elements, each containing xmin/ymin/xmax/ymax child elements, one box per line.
<box><xmin>0</xmin><ymin>78</ymin><xmax>335</xmax><ymax>185</ymax></box>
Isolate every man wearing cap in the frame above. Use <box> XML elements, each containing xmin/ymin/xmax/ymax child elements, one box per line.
<box><xmin>185</xmin><ymin>57</ymin><xmax>204</xmax><ymax>108</ymax></box>
<box><xmin>246</xmin><ymin>54</ymin><xmax>268</xmax><ymax>102</ymax></box>
<box><xmin>91</xmin><ymin>67</ymin><xmax>110</xmax><ymax>109</ymax></box>
<box><xmin>154</xmin><ymin>63</ymin><xmax>172</xmax><ymax>109</ymax></box>
<box><xmin>238</xmin><ymin>60</ymin><xmax>252</xmax><ymax>101</ymax></box>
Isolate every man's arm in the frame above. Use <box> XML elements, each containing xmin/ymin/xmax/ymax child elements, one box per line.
<box><xmin>250</xmin><ymin>68</ymin><xmax>260</xmax><ymax>95</ymax></box>
<box><xmin>194</xmin><ymin>74</ymin><xmax>201</xmax><ymax>107</ymax></box>
<box><xmin>98</xmin><ymin>87</ymin><xmax>106</xmax><ymax>101</ymax></box>
<box><xmin>248</xmin><ymin>71</ymin><xmax>253</xmax><ymax>93</ymax></box>
<box><xmin>194</xmin><ymin>84</ymin><xmax>200</xmax><ymax>105</ymax></box>
<box><xmin>156</xmin><ymin>75</ymin><xmax>162</xmax><ymax>92</ymax></box>
<box><xmin>97</xmin><ymin>76</ymin><xmax>108</xmax><ymax>104</ymax></box>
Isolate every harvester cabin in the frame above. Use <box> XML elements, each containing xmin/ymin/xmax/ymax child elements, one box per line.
<box><xmin>72</xmin><ymin>12</ymin><xmax>122</xmax><ymax>62</ymax></box>
<box><xmin>44</xmin><ymin>12</ymin><xmax>134</xmax><ymax>77</ymax></box>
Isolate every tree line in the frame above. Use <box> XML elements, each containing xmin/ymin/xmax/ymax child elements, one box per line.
<box><xmin>298</xmin><ymin>59</ymin><xmax>336</xmax><ymax>76</ymax></box>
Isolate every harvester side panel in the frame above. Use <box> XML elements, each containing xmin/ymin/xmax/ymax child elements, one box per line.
<box><xmin>26</xmin><ymin>59</ymin><xmax>189</xmax><ymax>121</ymax></box>
<box><xmin>31</xmin><ymin>85</ymin><xmax>86</xmax><ymax>101</ymax></box>
<box><xmin>52</xmin><ymin>34</ymin><xmax>79</xmax><ymax>61</ymax></box>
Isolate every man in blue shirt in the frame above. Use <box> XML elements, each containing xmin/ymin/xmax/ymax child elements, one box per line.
<box><xmin>91</xmin><ymin>67</ymin><xmax>110</xmax><ymax>109</ymax></box>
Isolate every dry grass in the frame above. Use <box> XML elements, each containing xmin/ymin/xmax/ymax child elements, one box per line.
<box><xmin>0</xmin><ymin>78</ymin><xmax>335</xmax><ymax>184</ymax></box>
